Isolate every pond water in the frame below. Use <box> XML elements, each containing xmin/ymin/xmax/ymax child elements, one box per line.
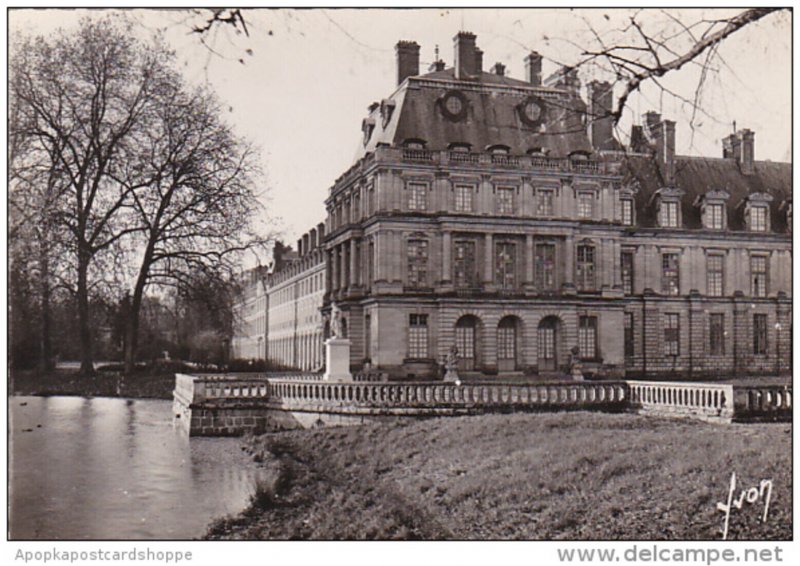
<box><xmin>9</xmin><ymin>396</ymin><xmax>265</xmax><ymax>540</ymax></box>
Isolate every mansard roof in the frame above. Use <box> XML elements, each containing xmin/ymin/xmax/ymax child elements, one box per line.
<box><xmin>625</xmin><ymin>155</ymin><xmax>791</xmax><ymax>231</ymax></box>
<box><xmin>354</xmin><ymin>67</ymin><xmax>593</xmax><ymax>161</ymax></box>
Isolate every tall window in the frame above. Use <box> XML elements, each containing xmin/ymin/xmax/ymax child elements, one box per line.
<box><xmin>709</xmin><ymin>313</ymin><xmax>725</xmax><ymax>355</ymax></box>
<box><xmin>535</xmin><ymin>243</ymin><xmax>556</xmax><ymax>290</ymax></box>
<box><xmin>707</xmin><ymin>204</ymin><xmax>724</xmax><ymax>229</ymax></box>
<box><xmin>578</xmin><ymin>316</ymin><xmax>598</xmax><ymax>359</ymax></box>
<box><xmin>624</xmin><ymin>312</ymin><xmax>634</xmax><ymax>358</ymax></box>
<box><xmin>707</xmin><ymin>254</ymin><xmax>724</xmax><ymax>297</ymax></box>
<box><xmin>753</xmin><ymin>314</ymin><xmax>768</xmax><ymax>355</ymax></box>
<box><xmin>496</xmin><ymin>187</ymin><xmax>515</xmax><ymax>215</ymax></box>
<box><xmin>408</xmin><ymin>314</ymin><xmax>428</xmax><ymax>358</ymax></box>
<box><xmin>453</xmin><ymin>240</ymin><xmax>477</xmax><ymax>288</ymax></box>
<box><xmin>664</xmin><ymin>313</ymin><xmax>680</xmax><ymax>356</ymax></box>
<box><xmin>576</xmin><ymin>244</ymin><xmax>596</xmax><ymax>291</ymax></box>
<box><xmin>407</xmin><ymin>239</ymin><xmax>429</xmax><ymax>288</ymax></box>
<box><xmin>407</xmin><ymin>182</ymin><xmax>427</xmax><ymax>211</ymax></box>
<box><xmin>621</xmin><ymin>251</ymin><xmax>634</xmax><ymax>295</ymax></box>
<box><xmin>577</xmin><ymin>192</ymin><xmax>594</xmax><ymax>219</ymax></box>
<box><xmin>495</xmin><ymin>242</ymin><xmax>517</xmax><ymax>289</ymax></box>
<box><xmin>750</xmin><ymin>255</ymin><xmax>768</xmax><ymax>297</ymax></box>
<box><xmin>621</xmin><ymin>198</ymin><xmax>634</xmax><ymax>226</ymax></box>
<box><xmin>750</xmin><ymin>206</ymin><xmax>768</xmax><ymax>232</ymax></box>
<box><xmin>661</xmin><ymin>201</ymin><xmax>679</xmax><ymax>228</ymax></box>
<box><xmin>661</xmin><ymin>253</ymin><xmax>680</xmax><ymax>296</ymax></box>
<box><xmin>497</xmin><ymin>319</ymin><xmax>517</xmax><ymax>361</ymax></box>
<box><xmin>537</xmin><ymin>189</ymin><xmax>555</xmax><ymax>216</ymax></box>
<box><xmin>455</xmin><ymin>184</ymin><xmax>473</xmax><ymax>212</ymax></box>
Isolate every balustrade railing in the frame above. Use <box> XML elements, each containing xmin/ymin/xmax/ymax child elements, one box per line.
<box><xmin>176</xmin><ymin>374</ymin><xmax>790</xmax><ymax>423</ymax></box>
<box><xmin>626</xmin><ymin>380</ymin><xmax>734</xmax><ymax>420</ymax></box>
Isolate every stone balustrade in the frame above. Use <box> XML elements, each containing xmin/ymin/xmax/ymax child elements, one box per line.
<box><xmin>174</xmin><ymin>374</ymin><xmax>792</xmax><ymax>436</ymax></box>
<box><xmin>733</xmin><ymin>385</ymin><xmax>792</xmax><ymax>420</ymax></box>
<box><xmin>626</xmin><ymin>380</ymin><xmax>734</xmax><ymax>422</ymax></box>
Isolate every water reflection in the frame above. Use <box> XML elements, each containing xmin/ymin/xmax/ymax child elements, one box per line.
<box><xmin>10</xmin><ymin>396</ymin><xmax>265</xmax><ymax>540</ymax></box>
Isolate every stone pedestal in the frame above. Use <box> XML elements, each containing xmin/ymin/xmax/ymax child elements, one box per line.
<box><xmin>444</xmin><ymin>364</ymin><xmax>460</xmax><ymax>384</ymax></box>
<box><xmin>324</xmin><ymin>337</ymin><xmax>353</xmax><ymax>382</ymax></box>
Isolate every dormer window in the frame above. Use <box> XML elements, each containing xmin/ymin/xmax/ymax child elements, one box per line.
<box><xmin>653</xmin><ymin>187</ymin><xmax>685</xmax><ymax>228</ymax></box>
<box><xmin>403</xmin><ymin>138</ymin><xmax>427</xmax><ymax>150</ymax></box>
<box><xmin>448</xmin><ymin>142</ymin><xmax>472</xmax><ymax>153</ymax></box>
<box><xmin>695</xmin><ymin>190</ymin><xmax>730</xmax><ymax>230</ymax></box>
<box><xmin>742</xmin><ymin>192</ymin><xmax>774</xmax><ymax>232</ymax></box>
<box><xmin>751</xmin><ymin>206</ymin><xmax>768</xmax><ymax>232</ymax></box>
<box><xmin>488</xmin><ymin>144</ymin><xmax>510</xmax><ymax>155</ymax></box>
<box><xmin>361</xmin><ymin>117</ymin><xmax>376</xmax><ymax>146</ymax></box>
<box><xmin>779</xmin><ymin>199</ymin><xmax>791</xmax><ymax>233</ymax></box>
<box><xmin>569</xmin><ymin>150</ymin><xmax>592</xmax><ymax>160</ymax></box>
<box><xmin>527</xmin><ymin>147</ymin><xmax>549</xmax><ymax>156</ymax></box>
<box><xmin>380</xmin><ymin>98</ymin><xmax>396</xmax><ymax>128</ymax></box>
<box><xmin>621</xmin><ymin>198</ymin><xmax>634</xmax><ymax>225</ymax></box>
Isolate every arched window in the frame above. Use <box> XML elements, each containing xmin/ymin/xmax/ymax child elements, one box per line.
<box><xmin>448</xmin><ymin>142</ymin><xmax>472</xmax><ymax>153</ymax></box>
<box><xmin>403</xmin><ymin>138</ymin><xmax>427</xmax><ymax>149</ymax></box>
<box><xmin>487</xmin><ymin>144</ymin><xmax>510</xmax><ymax>155</ymax></box>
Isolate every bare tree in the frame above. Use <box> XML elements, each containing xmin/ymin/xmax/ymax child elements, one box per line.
<box><xmin>112</xmin><ymin>80</ymin><xmax>266</xmax><ymax>374</ymax></box>
<box><xmin>10</xmin><ymin>17</ymin><xmax>175</xmax><ymax>375</ymax></box>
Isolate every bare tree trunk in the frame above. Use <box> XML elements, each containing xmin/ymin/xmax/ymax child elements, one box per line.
<box><xmin>123</xmin><ymin>244</ymin><xmax>155</xmax><ymax>375</ymax></box>
<box><xmin>123</xmin><ymin>280</ymin><xmax>145</xmax><ymax>375</ymax></box>
<box><xmin>77</xmin><ymin>247</ymin><xmax>94</xmax><ymax>376</ymax></box>
<box><xmin>39</xmin><ymin>238</ymin><xmax>52</xmax><ymax>372</ymax></box>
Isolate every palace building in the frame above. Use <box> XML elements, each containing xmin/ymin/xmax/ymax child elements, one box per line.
<box><xmin>318</xmin><ymin>32</ymin><xmax>791</xmax><ymax>380</ymax></box>
<box><xmin>234</xmin><ymin>32</ymin><xmax>791</xmax><ymax>380</ymax></box>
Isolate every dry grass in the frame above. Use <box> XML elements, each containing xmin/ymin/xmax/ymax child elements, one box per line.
<box><xmin>205</xmin><ymin>412</ymin><xmax>792</xmax><ymax>540</ymax></box>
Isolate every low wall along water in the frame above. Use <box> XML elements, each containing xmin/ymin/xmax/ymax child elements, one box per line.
<box><xmin>173</xmin><ymin>373</ymin><xmax>792</xmax><ymax>436</ymax></box>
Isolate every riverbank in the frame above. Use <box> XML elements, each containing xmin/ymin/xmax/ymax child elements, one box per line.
<box><xmin>206</xmin><ymin>412</ymin><xmax>792</xmax><ymax>540</ymax></box>
<box><xmin>10</xmin><ymin>368</ymin><xmax>177</xmax><ymax>399</ymax></box>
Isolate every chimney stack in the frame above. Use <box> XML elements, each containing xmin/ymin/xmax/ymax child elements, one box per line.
<box><xmin>588</xmin><ymin>80</ymin><xmax>614</xmax><ymax>150</ymax></box>
<box><xmin>739</xmin><ymin>129</ymin><xmax>755</xmax><ymax>175</ymax></box>
<box><xmin>453</xmin><ymin>31</ymin><xmax>477</xmax><ymax>79</ymax></box>
<box><xmin>395</xmin><ymin>40</ymin><xmax>420</xmax><ymax>86</ymax></box>
<box><xmin>474</xmin><ymin>48</ymin><xmax>483</xmax><ymax>74</ymax></box>
<box><xmin>492</xmin><ymin>62</ymin><xmax>506</xmax><ymax>76</ymax></box>
<box><xmin>525</xmin><ymin>51</ymin><xmax>542</xmax><ymax>86</ymax></box>
<box><xmin>658</xmin><ymin>120</ymin><xmax>676</xmax><ymax>183</ymax></box>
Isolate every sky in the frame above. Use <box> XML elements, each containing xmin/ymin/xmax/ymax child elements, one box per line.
<box><xmin>8</xmin><ymin>7</ymin><xmax>792</xmax><ymax>249</ymax></box>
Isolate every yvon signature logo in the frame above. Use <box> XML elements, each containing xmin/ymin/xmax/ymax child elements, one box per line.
<box><xmin>716</xmin><ymin>472</ymin><xmax>773</xmax><ymax>540</ymax></box>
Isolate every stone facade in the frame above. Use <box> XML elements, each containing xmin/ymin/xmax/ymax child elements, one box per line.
<box><xmin>317</xmin><ymin>32</ymin><xmax>791</xmax><ymax>380</ymax></box>
<box><xmin>231</xmin><ymin>227</ymin><xmax>326</xmax><ymax>370</ymax></box>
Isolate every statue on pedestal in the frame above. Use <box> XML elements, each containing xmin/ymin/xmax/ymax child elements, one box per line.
<box><xmin>444</xmin><ymin>344</ymin><xmax>461</xmax><ymax>384</ymax></box>
<box><xmin>569</xmin><ymin>345</ymin><xmax>584</xmax><ymax>381</ymax></box>
<box><xmin>330</xmin><ymin>302</ymin><xmax>342</xmax><ymax>339</ymax></box>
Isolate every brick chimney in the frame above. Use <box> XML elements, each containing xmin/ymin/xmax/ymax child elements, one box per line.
<box><xmin>453</xmin><ymin>31</ymin><xmax>477</xmax><ymax>79</ymax></box>
<box><xmin>395</xmin><ymin>40</ymin><xmax>420</xmax><ymax>86</ymax></box>
<box><xmin>654</xmin><ymin>119</ymin><xmax>676</xmax><ymax>184</ymax></box>
<box><xmin>643</xmin><ymin>111</ymin><xmax>661</xmax><ymax>142</ymax></box>
<box><xmin>525</xmin><ymin>52</ymin><xmax>542</xmax><ymax>86</ymax></box>
<box><xmin>474</xmin><ymin>48</ymin><xmax>483</xmax><ymax>74</ymax></box>
<box><xmin>739</xmin><ymin>129</ymin><xmax>755</xmax><ymax>175</ymax></box>
<box><xmin>492</xmin><ymin>62</ymin><xmax>506</xmax><ymax>76</ymax></box>
<box><xmin>722</xmin><ymin>129</ymin><xmax>755</xmax><ymax>175</ymax></box>
<box><xmin>588</xmin><ymin>80</ymin><xmax>614</xmax><ymax>150</ymax></box>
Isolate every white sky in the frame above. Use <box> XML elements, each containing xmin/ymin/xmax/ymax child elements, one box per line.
<box><xmin>8</xmin><ymin>7</ymin><xmax>791</xmax><ymax>248</ymax></box>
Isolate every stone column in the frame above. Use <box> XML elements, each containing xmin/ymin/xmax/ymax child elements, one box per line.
<box><xmin>350</xmin><ymin>238</ymin><xmax>360</xmax><ymax>289</ymax></box>
<box><xmin>441</xmin><ymin>231</ymin><xmax>452</xmax><ymax>284</ymax></box>
<box><xmin>326</xmin><ymin>249</ymin><xmax>334</xmax><ymax>294</ymax></box>
<box><xmin>562</xmin><ymin>234</ymin><xmax>575</xmax><ymax>294</ymax></box>
<box><xmin>524</xmin><ymin>234</ymin><xmax>535</xmax><ymax>291</ymax></box>
<box><xmin>483</xmin><ymin>233</ymin><xmax>494</xmax><ymax>286</ymax></box>
<box><xmin>330</xmin><ymin>248</ymin><xmax>338</xmax><ymax>292</ymax></box>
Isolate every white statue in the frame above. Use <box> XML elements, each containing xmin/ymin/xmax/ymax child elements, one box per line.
<box><xmin>330</xmin><ymin>302</ymin><xmax>342</xmax><ymax>338</ymax></box>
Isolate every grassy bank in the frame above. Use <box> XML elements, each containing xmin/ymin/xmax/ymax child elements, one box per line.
<box><xmin>10</xmin><ymin>368</ymin><xmax>177</xmax><ymax>399</ymax></box>
<box><xmin>206</xmin><ymin>412</ymin><xmax>791</xmax><ymax>540</ymax></box>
